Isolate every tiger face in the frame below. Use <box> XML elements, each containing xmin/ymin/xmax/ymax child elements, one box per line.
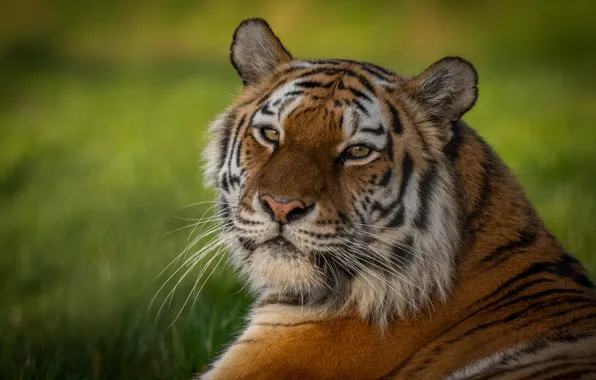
<box><xmin>204</xmin><ymin>19</ymin><xmax>478</xmax><ymax>324</ymax></box>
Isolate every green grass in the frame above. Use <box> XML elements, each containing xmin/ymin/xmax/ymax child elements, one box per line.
<box><xmin>1</xmin><ymin>2</ymin><xmax>595</xmax><ymax>379</ymax></box>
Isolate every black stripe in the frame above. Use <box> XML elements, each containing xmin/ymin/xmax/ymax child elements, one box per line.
<box><xmin>354</xmin><ymin>100</ymin><xmax>369</xmax><ymax>116</ymax></box>
<box><xmin>388</xmin><ymin>103</ymin><xmax>403</xmax><ymax>134</ymax></box>
<box><xmin>218</xmin><ymin>197</ymin><xmax>232</xmax><ymax>221</ymax></box>
<box><xmin>385</xmin><ymin>133</ymin><xmax>394</xmax><ymax>161</ymax></box>
<box><xmin>492</xmin><ymin>288</ymin><xmax>588</xmax><ymax>314</ymax></box>
<box><xmin>235</xmin><ymin>126</ymin><xmax>250</xmax><ymax>168</ymax></box>
<box><xmin>332</xmin><ymin>112</ymin><xmax>342</xmax><ymax>134</ymax></box>
<box><xmin>359</xmin><ymin>65</ymin><xmax>393</xmax><ymax>82</ymax></box>
<box><xmin>260</xmin><ymin>103</ymin><xmax>274</xmax><ymax>115</ymax></box>
<box><xmin>280</xmin><ymin>64</ymin><xmax>308</xmax><ymax>75</ymax></box>
<box><xmin>398</xmin><ymin>153</ymin><xmax>413</xmax><ymax>201</ymax></box>
<box><xmin>228</xmin><ymin>174</ymin><xmax>241</xmax><ymax>188</ymax></box>
<box><xmin>284</xmin><ymin>90</ymin><xmax>304</xmax><ymax>97</ymax></box>
<box><xmin>219</xmin><ymin>174</ymin><xmax>229</xmax><ymax>193</ymax></box>
<box><xmin>354</xmin><ymin>207</ymin><xmax>367</xmax><ymax>225</ymax></box>
<box><xmin>226</xmin><ymin>113</ymin><xmax>248</xmax><ymax>184</ymax></box>
<box><xmin>217</xmin><ymin>111</ymin><xmax>237</xmax><ymax>173</ymax></box>
<box><xmin>305</xmin><ymin>61</ymin><xmax>379</xmax><ymax>92</ymax></box>
<box><xmin>253</xmin><ymin>78</ymin><xmax>289</xmax><ymax>106</ymax></box>
<box><xmin>235</xmin><ymin>216</ymin><xmax>262</xmax><ymax>226</ymax></box>
<box><xmin>361</xmin><ymin>124</ymin><xmax>385</xmax><ymax>135</ymax></box>
<box><xmin>547</xmin><ymin>332</ymin><xmax>596</xmax><ymax>343</ymax></box>
<box><xmin>359</xmin><ymin>61</ymin><xmax>396</xmax><ymax>76</ymax></box>
<box><xmin>545</xmin><ymin>311</ymin><xmax>596</xmax><ymax>333</ymax></box>
<box><xmin>413</xmin><ymin>167</ymin><xmax>437</xmax><ymax>230</ymax></box>
<box><xmin>542</xmin><ymin>368</ymin><xmax>596</xmax><ymax>380</ymax></box>
<box><xmin>508</xmin><ymin>297</ymin><xmax>596</xmax><ymax>329</ymax></box>
<box><xmin>319</xmin><ymin>58</ymin><xmax>397</xmax><ymax>77</ymax></box>
<box><xmin>311</xmin><ymin>59</ymin><xmax>346</xmax><ymax>65</ymax></box>
<box><xmin>342</xmin><ymin>69</ymin><xmax>376</xmax><ymax>94</ymax></box>
<box><xmin>518</xmin><ymin>363</ymin><xmax>596</xmax><ymax>380</ymax></box>
<box><xmin>277</xmin><ymin>99</ymin><xmax>293</xmax><ymax>119</ymax></box>
<box><xmin>561</xmin><ymin>253</ymin><xmax>594</xmax><ymax>288</ymax></box>
<box><xmin>386</xmin><ymin>206</ymin><xmax>405</xmax><ymax>228</ymax></box>
<box><xmin>378</xmin><ymin>168</ymin><xmax>393</xmax><ymax>186</ymax></box>
<box><xmin>346</xmin><ymin>87</ymin><xmax>372</xmax><ymax>102</ymax></box>
<box><xmin>462</xmin><ymin>139</ymin><xmax>494</xmax><ymax>241</ymax></box>
<box><xmin>481</xmin><ymin>229</ymin><xmax>538</xmax><ymax>264</ymax></box>
<box><xmin>472</xmin><ymin>259</ymin><xmax>587</xmax><ymax>310</ymax></box>
<box><xmin>479</xmin><ymin>277</ymin><xmax>555</xmax><ymax>312</ymax></box>
<box><xmin>295</xmin><ymin>66</ymin><xmax>344</xmax><ymax>78</ymax></box>
<box><xmin>484</xmin><ymin>356</ymin><xmax>596</xmax><ymax>380</ymax></box>
<box><xmin>444</xmin><ymin>121</ymin><xmax>464</xmax><ymax>162</ymax></box>
<box><xmin>295</xmin><ymin>80</ymin><xmax>334</xmax><ymax>89</ymax></box>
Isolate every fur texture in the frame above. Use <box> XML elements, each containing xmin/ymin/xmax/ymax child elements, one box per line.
<box><xmin>196</xmin><ymin>18</ymin><xmax>596</xmax><ymax>379</ymax></box>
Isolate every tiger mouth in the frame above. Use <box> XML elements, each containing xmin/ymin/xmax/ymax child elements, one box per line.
<box><xmin>239</xmin><ymin>236</ymin><xmax>298</xmax><ymax>253</ymax></box>
<box><xmin>256</xmin><ymin>236</ymin><xmax>304</xmax><ymax>259</ymax></box>
<box><xmin>262</xmin><ymin>237</ymin><xmax>296</xmax><ymax>250</ymax></box>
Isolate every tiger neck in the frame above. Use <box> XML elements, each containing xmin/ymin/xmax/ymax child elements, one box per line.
<box><xmin>449</xmin><ymin>121</ymin><xmax>548</xmax><ymax>265</ymax></box>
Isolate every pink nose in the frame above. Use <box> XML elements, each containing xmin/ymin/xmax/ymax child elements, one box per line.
<box><xmin>261</xmin><ymin>195</ymin><xmax>306</xmax><ymax>224</ymax></box>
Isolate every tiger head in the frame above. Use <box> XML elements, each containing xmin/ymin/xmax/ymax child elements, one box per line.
<box><xmin>203</xmin><ymin>19</ymin><xmax>478</xmax><ymax>325</ymax></box>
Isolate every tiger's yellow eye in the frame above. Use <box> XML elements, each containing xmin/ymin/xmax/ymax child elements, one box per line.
<box><xmin>346</xmin><ymin>145</ymin><xmax>372</xmax><ymax>159</ymax></box>
<box><xmin>260</xmin><ymin>126</ymin><xmax>280</xmax><ymax>143</ymax></box>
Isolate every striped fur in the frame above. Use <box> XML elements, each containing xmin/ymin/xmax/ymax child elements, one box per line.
<box><xmin>197</xmin><ymin>19</ymin><xmax>596</xmax><ymax>379</ymax></box>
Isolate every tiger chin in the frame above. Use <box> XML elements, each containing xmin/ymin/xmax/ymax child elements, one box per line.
<box><xmin>196</xmin><ymin>18</ymin><xmax>596</xmax><ymax>380</ymax></box>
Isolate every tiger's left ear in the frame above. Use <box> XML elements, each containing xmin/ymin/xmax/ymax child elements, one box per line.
<box><xmin>406</xmin><ymin>57</ymin><xmax>478</xmax><ymax>122</ymax></box>
<box><xmin>230</xmin><ymin>18</ymin><xmax>293</xmax><ymax>86</ymax></box>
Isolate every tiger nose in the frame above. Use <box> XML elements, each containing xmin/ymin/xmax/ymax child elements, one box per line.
<box><xmin>260</xmin><ymin>194</ymin><xmax>311</xmax><ymax>224</ymax></box>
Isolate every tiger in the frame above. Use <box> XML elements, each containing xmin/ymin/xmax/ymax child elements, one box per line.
<box><xmin>196</xmin><ymin>18</ymin><xmax>596</xmax><ymax>379</ymax></box>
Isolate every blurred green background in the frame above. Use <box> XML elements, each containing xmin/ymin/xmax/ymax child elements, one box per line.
<box><xmin>1</xmin><ymin>1</ymin><xmax>595</xmax><ymax>379</ymax></box>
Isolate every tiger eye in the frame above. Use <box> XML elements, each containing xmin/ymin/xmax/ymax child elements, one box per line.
<box><xmin>261</xmin><ymin>127</ymin><xmax>280</xmax><ymax>143</ymax></box>
<box><xmin>347</xmin><ymin>145</ymin><xmax>371</xmax><ymax>158</ymax></box>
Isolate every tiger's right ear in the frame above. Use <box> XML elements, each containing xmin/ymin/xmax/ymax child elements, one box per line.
<box><xmin>230</xmin><ymin>18</ymin><xmax>293</xmax><ymax>86</ymax></box>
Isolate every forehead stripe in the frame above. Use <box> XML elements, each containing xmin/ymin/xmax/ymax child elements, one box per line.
<box><xmin>312</xmin><ymin>59</ymin><xmax>391</xmax><ymax>88</ymax></box>
<box><xmin>260</xmin><ymin>103</ymin><xmax>275</xmax><ymax>115</ymax></box>
<box><xmin>277</xmin><ymin>98</ymin><xmax>297</xmax><ymax>119</ymax></box>
<box><xmin>359</xmin><ymin>65</ymin><xmax>393</xmax><ymax>82</ymax></box>
<box><xmin>295</xmin><ymin>66</ymin><xmax>345</xmax><ymax>78</ymax></box>
<box><xmin>296</xmin><ymin>65</ymin><xmax>377</xmax><ymax>94</ymax></box>
<box><xmin>342</xmin><ymin>69</ymin><xmax>376</xmax><ymax>94</ymax></box>
<box><xmin>354</xmin><ymin>100</ymin><xmax>369</xmax><ymax>116</ymax></box>
<box><xmin>346</xmin><ymin>87</ymin><xmax>373</xmax><ymax>102</ymax></box>
<box><xmin>284</xmin><ymin>90</ymin><xmax>304</xmax><ymax>97</ymax></box>
<box><xmin>295</xmin><ymin>80</ymin><xmax>335</xmax><ymax>89</ymax></box>
<box><xmin>360</xmin><ymin>124</ymin><xmax>385</xmax><ymax>135</ymax></box>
